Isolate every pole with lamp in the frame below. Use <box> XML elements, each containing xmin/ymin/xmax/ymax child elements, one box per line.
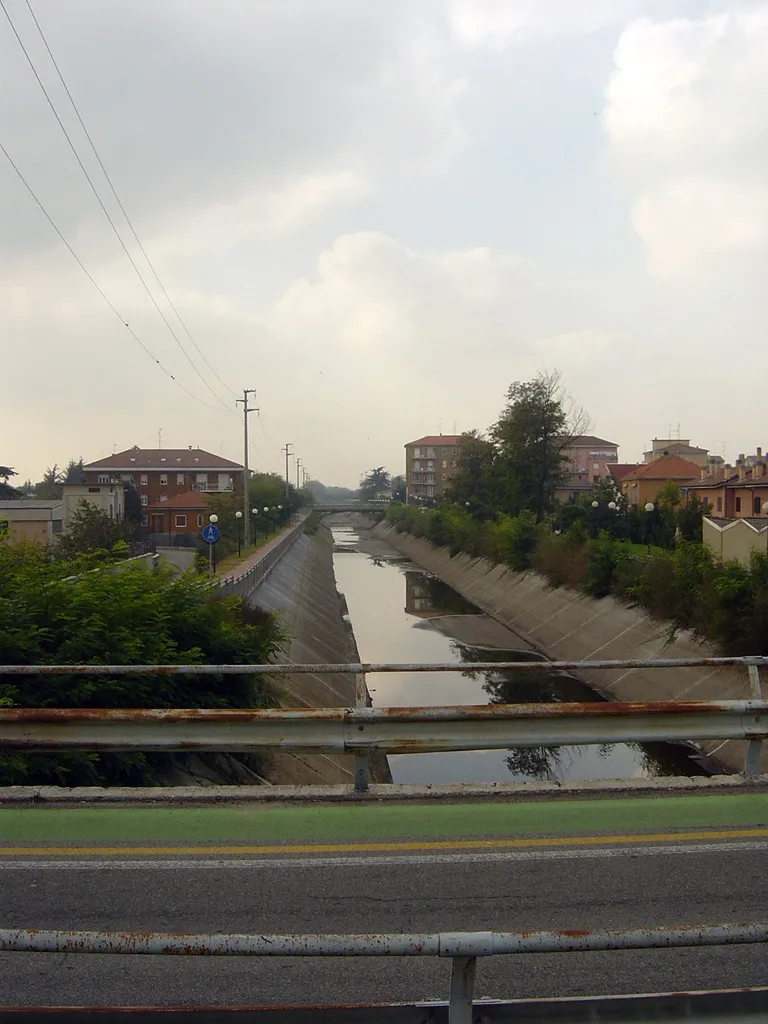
<box><xmin>644</xmin><ymin>502</ymin><xmax>655</xmax><ymax>552</ymax></box>
<box><xmin>263</xmin><ymin>506</ymin><xmax>271</xmax><ymax>539</ymax></box>
<box><xmin>251</xmin><ymin>508</ymin><xmax>259</xmax><ymax>543</ymax></box>
<box><xmin>277</xmin><ymin>504</ymin><xmax>283</xmax><ymax>528</ymax></box>
<box><xmin>235</xmin><ymin>510</ymin><xmax>243</xmax><ymax>559</ymax></box>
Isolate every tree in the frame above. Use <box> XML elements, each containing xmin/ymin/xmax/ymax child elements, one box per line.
<box><xmin>492</xmin><ymin>370</ymin><xmax>590</xmax><ymax>521</ymax></box>
<box><xmin>0</xmin><ymin>465</ymin><xmax>21</xmax><ymax>499</ymax></box>
<box><xmin>358</xmin><ymin>467</ymin><xmax>391</xmax><ymax>500</ymax></box>
<box><xmin>35</xmin><ymin>464</ymin><xmax>64</xmax><ymax>499</ymax></box>
<box><xmin>677</xmin><ymin>493</ymin><xmax>710</xmax><ymax>543</ymax></box>
<box><xmin>390</xmin><ymin>475</ymin><xmax>406</xmax><ymax>502</ymax></box>
<box><xmin>63</xmin><ymin>458</ymin><xmax>85</xmax><ymax>484</ymax></box>
<box><xmin>444</xmin><ymin>431</ymin><xmax>495</xmax><ymax>516</ymax></box>
<box><xmin>56</xmin><ymin>502</ymin><xmax>134</xmax><ymax>560</ymax></box>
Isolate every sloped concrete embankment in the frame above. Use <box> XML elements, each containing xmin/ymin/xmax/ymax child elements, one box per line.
<box><xmin>252</xmin><ymin>522</ymin><xmax>390</xmax><ymax>785</ymax></box>
<box><xmin>374</xmin><ymin>523</ymin><xmax>765</xmax><ymax>775</ymax></box>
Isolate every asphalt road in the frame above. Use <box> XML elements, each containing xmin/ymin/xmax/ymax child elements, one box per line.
<box><xmin>2</xmin><ymin>837</ymin><xmax>768</xmax><ymax>1008</ymax></box>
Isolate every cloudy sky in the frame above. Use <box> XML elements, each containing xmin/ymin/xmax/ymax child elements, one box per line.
<box><xmin>2</xmin><ymin>0</ymin><xmax>766</xmax><ymax>487</ymax></box>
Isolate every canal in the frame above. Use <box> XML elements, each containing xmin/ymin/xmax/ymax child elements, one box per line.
<box><xmin>331</xmin><ymin>520</ymin><xmax>709</xmax><ymax>785</ymax></box>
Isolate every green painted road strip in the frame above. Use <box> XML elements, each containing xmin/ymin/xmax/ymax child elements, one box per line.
<box><xmin>1</xmin><ymin>794</ymin><xmax>767</xmax><ymax>846</ymax></box>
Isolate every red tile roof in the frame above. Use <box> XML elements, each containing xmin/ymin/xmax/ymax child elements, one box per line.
<box><xmin>85</xmin><ymin>448</ymin><xmax>242</xmax><ymax>471</ymax></box>
<box><xmin>146</xmin><ymin>491</ymin><xmax>212</xmax><ymax>511</ymax></box>
<box><xmin>607</xmin><ymin>463</ymin><xmax>639</xmax><ymax>482</ymax></box>
<box><xmin>623</xmin><ymin>455</ymin><xmax>702</xmax><ymax>481</ymax></box>
<box><xmin>405</xmin><ymin>436</ymin><xmax>463</xmax><ymax>447</ymax></box>
<box><xmin>562</xmin><ymin>435</ymin><xmax>618</xmax><ymax>448</ymax></box>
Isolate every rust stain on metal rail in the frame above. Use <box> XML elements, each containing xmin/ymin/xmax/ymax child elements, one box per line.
<box><xmin>0</xmin><ymin>656</ymin><xmax>766</xmax><ymax>676</ymax></box>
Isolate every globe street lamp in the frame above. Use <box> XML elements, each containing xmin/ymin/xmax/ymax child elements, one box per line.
<box><xmin>208</xmin><ymin>513</ymin><xmax>219</xmax><ymax>577</ymax></box>
<box><xmin>263</xmin><ymin>506</ymin><xmax>270</xmax><ymax>539</ymax></box>
<box><xmin>608</xmin><ymin>501</ymin><xmax>617</xmax><ymax>511</ymax></box>
<box><xmin>644</xmin><ymin>502</ymin><xmax>655</xmax><ymax>552</ymax></box>
<box><xmin>591</xmin><ymin>501</ymin><xmax>599</xmax><ymax>508</ymax></box>
<box><xmin>235</xmin><ymin>510</ymin><xmax>243</xmax><ymax>558</ymax></box>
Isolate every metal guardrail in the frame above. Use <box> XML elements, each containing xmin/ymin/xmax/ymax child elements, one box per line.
<box><xmin>0</xmin><ymin>658</ymin><xmax>764</xmax><ymax>789</ymax></box>
<box><xmin>215</xmin><ymin>515</ymin><xmax>306</xmax><ymax>599</ymax></box>
<box><xmin>2</xmin><ymin>923</ymin><xmax>767</xmax><ymax>1023</ymax></box>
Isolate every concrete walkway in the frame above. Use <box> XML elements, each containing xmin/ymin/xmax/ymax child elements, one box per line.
<box><xmin>219</xmin><ymin>516</ymin><xmax>306</xmax><ymax>582</ymax></box>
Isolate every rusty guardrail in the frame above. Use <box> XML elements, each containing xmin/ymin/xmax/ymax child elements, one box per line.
<box><xmin>2</xmin><ymin>923</ymin><xmax>767</xmax><ymax>1023</ymax></box>
<box><xmin>0</xmin><ymin>658</ymin><xmax>764</xmax><ymax>789</ymax></box>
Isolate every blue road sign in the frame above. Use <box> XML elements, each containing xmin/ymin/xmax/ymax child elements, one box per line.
<box><xmin>201</xmin><ymin>524</ymin><xmax>220</xmax><ymax>544</ymax></box>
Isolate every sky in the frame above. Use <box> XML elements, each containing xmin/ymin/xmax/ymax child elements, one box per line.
<box><xmin>2</xmin><ymin>0</ymin><xmax>766</xmax><ymax>488</ymax></box>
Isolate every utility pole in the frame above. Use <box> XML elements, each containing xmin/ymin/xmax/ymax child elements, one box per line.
<box><xmin>282</xmin><ymin>443</ymin><xmax>293</xmax><ymax>501</ymax></box>
<box><xmin>296</xmin><ymin>458</ymin><xmax>302</xmax><ymax>491</ymax></box>
<box><xmin>236</xmin><ymin>390</ymin><xmax>257</xmax><ymax>547</ymax></box>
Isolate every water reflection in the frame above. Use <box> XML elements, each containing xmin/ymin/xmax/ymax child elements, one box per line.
<box><xmin>330</xmin><ymin>525</ymin><xmax>707</xmax><ymax>784</ymax></box>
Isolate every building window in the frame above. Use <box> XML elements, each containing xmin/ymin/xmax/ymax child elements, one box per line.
<box><xmin>196</xmin><ymin>473</ymin><xmax>208</xmax><ymax>489</ymax></box>
<box><xmin>140</xmin><ymin>495</ymin><xmax>148</xmax><ymax>507</ymax></box>
<box><xmin>442</xmin><ymin>448</ymin><xmax>447</xmax><ymax>455</ymax></box>
<box><xmin>735</xmin><ymin>497</ymin><xmax>742</xmax><ymax>513</ymax></box>
<box><xmin>176</xmin><ymin>473</ymin><xmax>185</xmax><ymax>485</ymax></box>
<box><xmin>197</xmin><ymin>514</ymin><xmax>204</xmax><ymax>527</ymax></box>
<box><xmin>140</xmin><ymin>516</ymin><xmax>148</xmax><ymax>527</ymax></box>
<box><xmin>593</xmin><ymin>463</ymin><xmax>599</xmax><ymax>471</ymax></box>
<box><xmin>52</xmin><ymin>519</ymin><xmax>63</xmax><ymax>534</ymax></box>
<box><xmin>442</xmin><ymin>460</ymin><xmax>447</xmax><ymax>468</ymax></box>
<box><xmin>452</xmin><ymin>460</ymin><xmax>456</xmax><ymax>468</ymax></box>
<box><xmin>593</xmin><ymin>475</ymin><xmax>599</xmax><ymax>483</ymax></box>
<box><xmin>452</xmin><ymin>448</ymin><xmax>457</xmax><ymax>455</ymax></box>
<box><xmin>160</xmin><ymin>474</ymin><xmax>168</xmax><ymax>486</ymax></box>
<box><xmin>442</xmin><ymin>474</ymin><xmax>447</xmax><ymax>481</ymax></box>
<box><xmin>88</xmin><ymin>487</ymin><xmax>100</xmax><ymax>493</ymax></box>
<box><xmin>159</xmin><ymin>495</ymin><xmax>167</xmax><ymax>503</ymax></box>
<box><xmin>413</xmin><ymin>448</ymin><xmax>421</xmax><ymax>458</ymax></box>
<box><xmin>97</xmin><ymin>474</ymin><xmax>109</xmax><ymax>484</ymax></box>
<box><xmin>755</xmin><ymin>497</ymin><xmax>762</xmax><ymax>515</ymax></box>
<box><xmin>160</xmin><ymin>457</ymin><xmax>166</xmax><ymax>463</ymax></box>
<box><xmin>427</xmin><ymin>448</ymin><xmax>435</xmax><ymax>457</ymax></box>
<box><xmin>140</xmin><ymin>474</ymin><xmax>148</xmax><ymax>485</ymax></box>
<box><xmin>175</xmin><ymin>515</ymin><xmax>187</xmax><ymax>528</ymax></box>
<box><xmin>716</xmin><ymin>496</ymin><xmax>723</xmax><ymax>512</ymax></box>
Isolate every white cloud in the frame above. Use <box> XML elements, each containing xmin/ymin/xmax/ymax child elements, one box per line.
<box><xmin>450</xmin><ymin>0</ymin><xmax>642</xmax><ymax>46</ymax></box>
<box><xmin>604</xmin><ymin>8</ymin><xmax>768</xmax><ymax>278</ymax></box>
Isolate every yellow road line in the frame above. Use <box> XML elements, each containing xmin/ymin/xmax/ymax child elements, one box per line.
<box><xmin>1</xmin><ymin>827</ymin><xmax>768</xmax><ymax>857</ymax></box>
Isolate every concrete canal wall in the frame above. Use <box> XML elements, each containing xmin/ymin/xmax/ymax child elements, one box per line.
<box><xmin>373</xmin><ymin>523</ymin><xmax>765</xmax><ymax>775</ymax></box>
<box><xmin>252</xmin><ymin>521</ymin><xmax>389</xmax><ymax>786</ymax></box>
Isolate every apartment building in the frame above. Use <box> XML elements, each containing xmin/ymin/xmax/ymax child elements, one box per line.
<box><xmin>83</xmin><ymin>446</ymin><xmax>243</xmax><ymax>529</ymax></box>
<box><xmin>404</xmin><ymin>435</ymin><xmax>462</xmax><ymax>501</ymax></box>
<box><xmin>556</xmin><ymin>435</ymin><xmax>619</xmax><ymax>501</ymax></box>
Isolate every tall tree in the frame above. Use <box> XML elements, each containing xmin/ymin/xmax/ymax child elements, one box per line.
<box><xmin>0</xmin><ymin>466</ymin><xmax>20</xmax><ymax>500</ymax></box>
<box><xmin>444</xmin><ymin>431</ymin><xmax>495</xmax><ymax>516</ymax></box>
<box><xmin>492</xmin><ymin>370</ymin><xmax>589</xmax><ymax>521</ymax></box>
<box><xmin>35</xmin><ymin>464</ymin><xmax>64</xmax><ymax>499</ymax></box>
<box><xmin>390</xmin><ymin>475</ymin><xmax>407</xmax><ymax>502</ymax></box>
<box><xmin>358</xmin><ymin>467</ymin><xmax>391</xmax><ymax>500</ymax></box>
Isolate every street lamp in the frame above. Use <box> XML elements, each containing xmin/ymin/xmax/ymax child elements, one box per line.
<box><xmin>644</xmin><ymin>502</ymin><xmax>655</xmax><ymax>552</ymax></box>
<box><xmin>263</xmin><ymin>506</ymin><xmax>270</xmax><ymax>539</ymax></box>
<box><xmin>208</xmin><ymin>514</ymin><xmax>219</xmax><ymax>576</ymax></box>
<box><xmin>591</xmin><ymin>500</ymin><xmax>599</xmax><ymax>508</ymax></box>
<box><xmin>235</xmin><ymin>510</ymin><xmax>243</xmax><ymax>558</ymax></box>
<box><xmin>608</xmin><ymin>501</ymin><xmax>617</xmax><ymax>511</ymax></box>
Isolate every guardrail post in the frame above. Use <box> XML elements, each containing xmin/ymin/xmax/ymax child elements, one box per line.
<box><xmin>745</xmin><ymin>664</ymin><xmax>763</xmax><ymax>778</ymax></box>
<box><xmin>448</xmin><ymin>955</ymin><xmax>477</xmax><ymax>1023</ymax></box>
<box><xmin>354</xmin><ymin>667</ymin><xmax>370</xmax><ymax>793</ymax></box>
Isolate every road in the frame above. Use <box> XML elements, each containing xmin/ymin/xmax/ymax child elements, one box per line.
<box><xmin>1</xmin><ymin>793</ymin><xmax>768</xmax><ymax>1008</ymax></box>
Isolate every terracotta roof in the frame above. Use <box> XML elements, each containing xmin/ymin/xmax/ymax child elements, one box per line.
<box><xmin>405</xmin><ymin>436</ymin><xmax>463</xmax><ymax>447</ymax></box>
<box><xmin>562</xmin><ymin>435</ymin><xmax>618</xmax><ymax>448</ymax></box>
<box><xmin>607</xmin><ymin>463</ymin><xmax>639</xmax><ymax>482</ymax></box>
<box><xmin>687</xmin><ymin>472</ymin><xmax>739</xmax><ymax>490</ymax></box>
<box><xmin>85</xmin><ymin>448</ymin><xmax>243</xmax><ymax>471</ymax></box>
<box><xmin>622</xmin><ymin>455</ymin><xmax>702</xmax><ymax>481</ymax></box>
<box><xmin>145</xmin><ymin>491</ymin><xmax>212</xmax><ymax>511</ymax></box>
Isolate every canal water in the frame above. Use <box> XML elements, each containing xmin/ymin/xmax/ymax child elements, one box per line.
<box><xmin>331</xmin><ymin>522</ymin><xmax>708</xmax><ymax>785</ymax></box>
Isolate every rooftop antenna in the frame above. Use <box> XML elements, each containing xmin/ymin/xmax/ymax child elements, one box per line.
<box><xmin>158</xmin><ymin>427</ymin><xmax>163</xmax><ymax>450</ymax></box>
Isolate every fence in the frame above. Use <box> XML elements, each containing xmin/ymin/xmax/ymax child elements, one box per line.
<box><xmin>2</xmin><ymin>923</ymin><xmax>767</xmax><ymax>1022</ymax></box>
<box><xmin>214</xmin><ymin>515</ymin><xmax>307</xmax><ymax>599</ymax></box>
<box><xmin>0</xmin><ymin>657</ymin><xmax>765</xmax><ymax>790</ymax></box>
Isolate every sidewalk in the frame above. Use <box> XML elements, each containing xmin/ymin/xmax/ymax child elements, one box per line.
<box><xmin>219</xmin><ymin>516</ymin><xmax>306</xmax><ymax>583</ymax></box>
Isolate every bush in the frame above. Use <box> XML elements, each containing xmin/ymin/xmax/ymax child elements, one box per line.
<box><xmin>0</xmin><ymin>543</ymin><xmax>286</xmax><ymax>785</ymax></box>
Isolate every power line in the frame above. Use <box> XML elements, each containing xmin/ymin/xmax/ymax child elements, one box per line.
<box><xmin>22</xmin><ymin>0</ymin><xmax>238</xmax><ymax>402</ymax></box>
<box><xmin>0</xmin><ymin>0</ymin><xmax>234</xmax><ymax>416</ymax></box>
<box><xmin>0</xmin><ymin>138</ymin><xmax>225</xmax><ymax>415</ymax></box>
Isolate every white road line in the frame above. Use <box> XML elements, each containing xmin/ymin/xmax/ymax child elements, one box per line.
<box><xmin>1</xmin><ymin>840</ymin><xmax>767</xmax><ymax>870</ymax></box>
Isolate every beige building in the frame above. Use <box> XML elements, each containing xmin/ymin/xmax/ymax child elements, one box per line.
<box><xmin>703</xmin><ymin>516</ymin><xmax>768</xmax><ymax>565</ymax></box>
<box><xmin>405</xmin><ymin>435</ymin><xmax>462</xmax><ymax>501</ymax></box>
<box><xmin>62</xmin><ymin>483</ymin><xmax>125</xmax><ymax>525</ymax></box>
<box><xmin>0</xmin><ymin>499</ymin><xmax>64</xmax><ymax>544</ymax></box>
<box><xmin>643</xmin><ymin>438</ymin><xmax>711</xmax><ymax>469</ymax></box>
<box><xmin>620</xmin><ymin>455</ymin><xmax>702</xmax><ymax>507</ymax></box>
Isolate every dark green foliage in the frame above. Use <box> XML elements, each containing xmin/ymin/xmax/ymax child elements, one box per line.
<box><xmin>0</xmin><ymin>543</ymin><xmax>286</xmax><ymax>785</ymax></box>
<box><xmin>358</xmin><ymin>467</ymin><xmax>391</xmax><ymax>500</ymax></box>
<box><xmin>55</xmin><ymin>502</ymin><xmax>135</xmax><ymax>561</ymax></box>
